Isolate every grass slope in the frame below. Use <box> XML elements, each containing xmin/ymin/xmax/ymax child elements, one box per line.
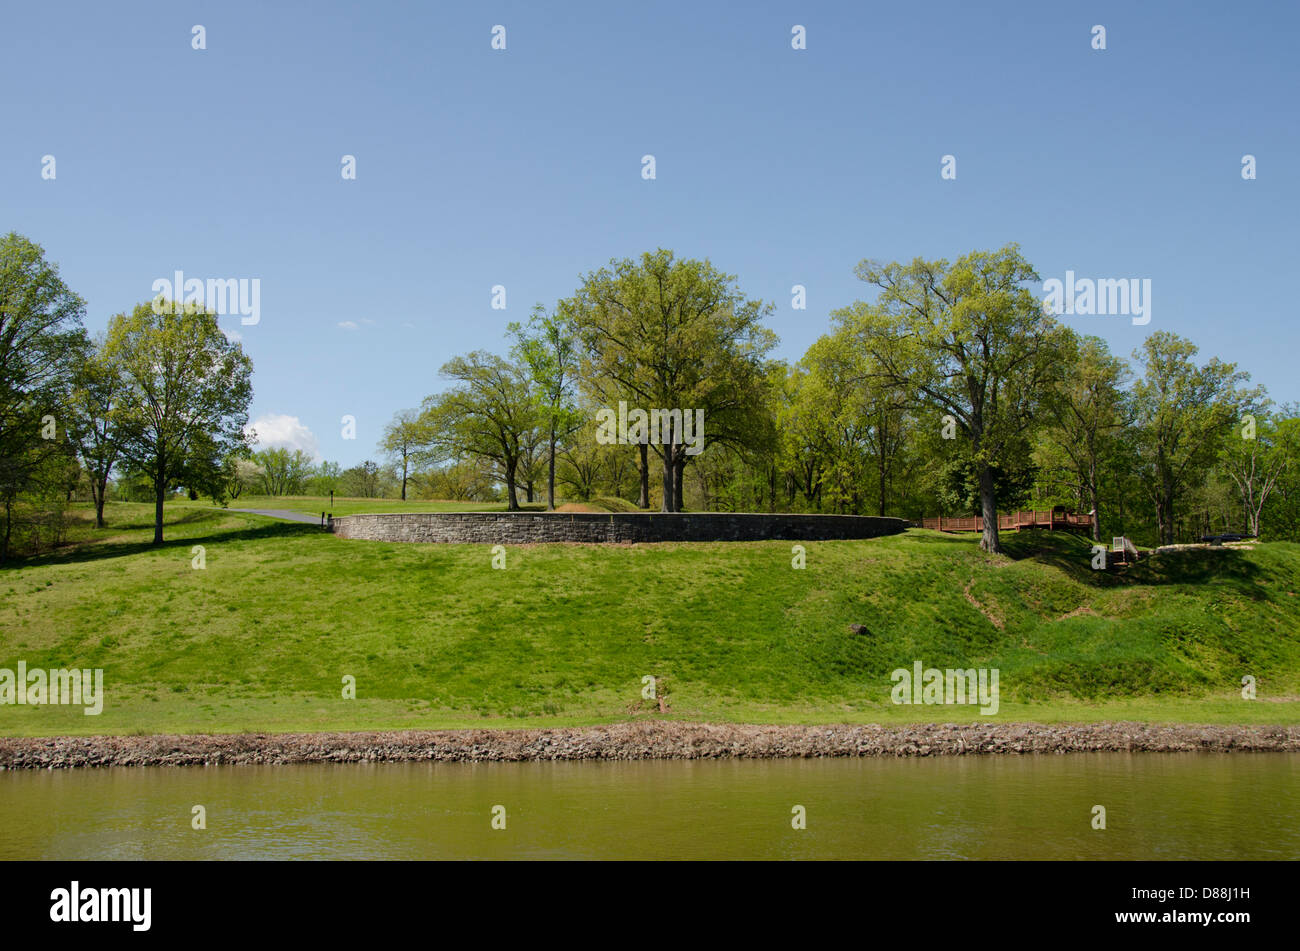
<box><xmin>2</xmin><ymin>501</ymin><xmax>1298</xmax><ymax>736</ymax></box>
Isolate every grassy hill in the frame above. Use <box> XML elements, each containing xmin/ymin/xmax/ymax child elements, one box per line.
<box><xmin>2</xmin><ymin>501</ymin><xmax>1298</xmax><ymax>737</ymax></box>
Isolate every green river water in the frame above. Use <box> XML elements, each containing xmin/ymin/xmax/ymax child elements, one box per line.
<box><xmin>2</xmin><ymin>752</ymin><xmax>1296</xmax><ymax>859</ymax></box>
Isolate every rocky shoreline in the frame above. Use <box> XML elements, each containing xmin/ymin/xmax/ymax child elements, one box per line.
<box><xmin>1</xmin><ymin>721</ymin><xmax>1297</xmax><ymax>770</ymax></box>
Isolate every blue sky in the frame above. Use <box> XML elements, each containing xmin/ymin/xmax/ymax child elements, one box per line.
<box><xmin>3</xmin><ymin>1</ymin><xmax>1295</xmax><ymax>466</ymax></box>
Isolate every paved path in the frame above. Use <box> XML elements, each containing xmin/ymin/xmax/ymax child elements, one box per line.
<box><xmin>228</xmin><ymin>508</ymin><xmax>324</xmax><ymax>525</ymax></box>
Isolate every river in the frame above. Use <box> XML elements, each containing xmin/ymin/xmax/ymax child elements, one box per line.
<box><xmin>2</xmin><ymin>752</ymin><xmax>1295</xmax><ymax>859</ymax></box>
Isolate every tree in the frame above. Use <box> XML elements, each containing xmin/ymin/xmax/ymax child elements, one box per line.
<box><xmin>227</xmin><ymin>455</ymin><xmax>264</xmax><ymax>500</ymax></box>
<box><xmin>778</xmin><ymin>365</ymin><xmax>830</xmax><ymax>509</ymax></box>
<box><xmin>307</xmin><ymin>460</ymin><xmax>342</xmax><ymax>496</ymax></box>
<box><xmin>834</xmin><ymin>245</ymin><xmax>1068</xmax><ymax>552</ymax></box>
<box><xmin>66</xmin><ymin>335</ymin><xmax>125</xmax><ymax>528</ymax></box>
<box><xmin>251</xmin><ymin>447</ymin><xmax>314</xmax><ymax>496</ymax></box>
<box><xmin>595</xmin><ymin>433</ymin><xmax>636</xmax><ymax>502</ymax></box>
<box><xmin>107</xmin><ymin>300</ymin><xmax>254</xmax><ymax>544</ymax></box>
<box><xmin>420</xmin><ymin>352</ymin><xmax>537</xmax><ymax>510</ymax></box>
<box><xmin>1038</xmin><ymin>333</ymin><xmax>1131</xmax><ymax>541</ymax></box>
<box><xmin>568</xmin><ymin>250</ymin><xmax>777</xmax><ymax>512</ymax></box>
<box><xmin>341</xmin><ymin>460</ymin><xmax>383</xmax><ymax>498</ymax></box>
<box><xmin>380</xmin><ymin>408</ymin><xmax>428</xmax><ymax>501</ymax></box>
<box><xmin>556</xmin><ymin>420</ymin><xmax>608</xmax><ymax>501</ymax></box>
<box><xmin>858</xmin><ymin>358</ymin><xmax>911</xmax><ymax>518</ymax></box>
<box><xmin>0</xmin><ymin>233</ymin><xmax>87</xmax><ymax>563</ymax></box>
<box><xmin>1131</xmin><ymin>332</ymin><xmax>1248</xmax><ymax>544</ymax></box>
<box><xmin>1221</xmin><ymin>411</ymin><xmax>1288</xmax><ymax>537</ymax></box>
<box><xmin>798</xmin><ymin>334</ymin><xmax>871</xmax><ymax>513</ymax></box>
<box><xmin>417</xmin><ymin>459</ymin><xmax>499</xmax><ymax>502</ymax></box>
<box><xmin>515</xmin><ymin>423</ymin><xmax>545</xmax><ymax>504</ymax></box>
<box><xmin>1260</xmin><ymin>412</ymin><xmax>1300</xmax><ymax>541</ymax></box>
<box><xmin>509</xmin><ymin>305</ymin><xmax>584</xmax><ymax>509</ymax></box>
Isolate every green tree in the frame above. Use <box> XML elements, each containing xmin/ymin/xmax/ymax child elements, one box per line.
<box><xmin>0</xmin><ymin>233</ymin><xmax>87</xmax><ymax>563</ymax></box>
<box><xmin>514</xmin><ymin>424</ymin><xmax>545</xmax><ymax>504</ymax></box>
<box><xmin>1221</xmin><ymin>410</ymin><xmax>1288</xmax><ymax>538</ymax></box>
<box><xmin>1130</xmin><ymin>332</ymin><xmax>1248</xmax><ymax>544</ymax></box>
<box><xmin>418</xmin><ymin>459</ymin><xmax>499</xmax><ymax>502</ymax></box>
<box><xmin>226</xmin><ymin>454</ymin><xmax>262</xmax><ymax>500</ymax></box>
<box><xmin>557</xmin><ymin>422</ymin><xmax>606</xmax><ymax>502</ymax></box>
<box><xmin>380</xmin><ymin>408</ymin><xmax>429</xmax><ymax>501</ymax></box>
<box><xmin>106</xmin><ymin>300</ymin><xmax>254</xmax><ymax>544</ymax></box>
<box><xmin>66</xmin><ymin>335</ymin><xmax>125</xmax><ymax>528</ymax></box>
<box><xmin>777</xmin><ymin>364</ymin><xmax>830</xmax><ymax>509</ymax></box>
<box><xmin>568</xmin><ymin>250</ymin><xmax>777</xmax><ymax>512</ymax></box>
<box><xmin>509</xmin><ymin>305</ymin><xmax>584</xmax><ymax>510</ymax></box>
<box><xmin>834</xmin><ymin>244</ymin><xmax>1068</xmax><ymax>552</ymax></box>
<box><xmin>251</xmin><ymin>447</ymin><xmax>315</xmax><ymax>496</ymax></box>
<box><xmin>1260</xmin><ymin>412</ymin><xmax>1300</xmax><ymax>541</ymax></box>
<box><xmin>1037</xmin><ymin>333</ymin><xmax>1131</xmax><ymax>541</ymax></box>
<box><xmin>420</xmin><ymin>351</ymin><xmax>538</xmax><ymax>510</ymax></box>
<box><xmin>340</xmin><ymin>460</ymin><xmax>383</xmax><ymax>498</ymax></box>
<box><xmin>307</xmin><ymin>460</ymin><xmax>342</xmax><ymax>497</ymax></box>
<box><xmin>798</xmin><ymin>334</ymin><xmax>870</xmax><ymax>513</ymax></box>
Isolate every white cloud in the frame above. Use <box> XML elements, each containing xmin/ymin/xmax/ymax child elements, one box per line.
<box><xmin>245</xmin><ymin>414</ymin><xmax>322</xmax><ymax>461</ymax></box>
<box><xmin>338</xmin><ymin>320</ymin><xmax>359</xmax><ymax>330</ymax></box>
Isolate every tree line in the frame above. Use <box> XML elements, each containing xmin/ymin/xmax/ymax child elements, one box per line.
<box><xmin>378</xmin><ymin>246</ymin><xmax>1297</xmax><ymax>554</ymax></box>
<box><xmin>0</xmin><ymin>232</ymin><xmax>252</xmax><ymax>561</ymax></box>
<box><xmin>4</xmin><ymin>232</ymin><xmax>1297</xmax><ymax>563</ymax></box>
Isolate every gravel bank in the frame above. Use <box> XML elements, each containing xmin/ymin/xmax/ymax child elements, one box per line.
<box><xmin>1</xmin><ymin>721</ymin><xmax>1297</xmax><ymax>770</ymax></box>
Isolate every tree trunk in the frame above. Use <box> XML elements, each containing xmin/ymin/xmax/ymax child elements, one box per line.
<box><xmin>1</xmin><ymin>496</ymin><xmax>12</xmax><ymax>566</ymax></box>
<box><xmin>547</xmin><ymin>429</ymin><xmax>557</xmax><ymax>510</ymax></box>
<box><xmin>94</xmin><ymin>476</ymin><xmax>108</xmax><ymax>528</ymax></box>
<box><xmin>1088</xmin><ymin>456</ymin><xmax>1101</xmax><ymax>543</ymax></box>
<box><xmin>505</xmin><ymin>460</ymin><xmax>520</xmax><ymax>511</ymax></box>
<box><xmin>153</xmin><ymin>481</ymin><xmax>165</xmax><ymax>544</ymax></box>
<box><xmin>1157</xmin><ymin>481</ymin><xmax>1175</xmax><ymax>545</ymax></box>
<box><xmin>877</xmin><ymin>435</ymin><xmax>888</xmax><ymax>516</ymax></box>
<box><xmin>660</xmin><ymin>447</ymin><xmax>675</xmax><ymax>513</ymax></box>
<box><xmin>401</xmin><ymin>457</ymin><xmax>408</xmax><ymax>501</ymax></box>
<box><xmin>637</xmin><ymin>443</ymin><xmax>649</xmax><ymax>509</ymax></box>
<box><xmin>977</xmin><ymin>462</ymin><xmax>1000</xmax><ymax>553</ymax></box>
<box><xmin>673</xmin><ymin>451</ymin><xmax>685</xmax><ymax>512</ymax></box>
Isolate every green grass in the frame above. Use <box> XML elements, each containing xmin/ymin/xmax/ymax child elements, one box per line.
<box><xmin>569</xmin><ymin>496</ymin><xmax>643</xmax><ymax>513</ymax></box>
<box><xmin>1</xmin><ymin>501</ymin><xmax>1298</xmax><ymax>737</ymax></box>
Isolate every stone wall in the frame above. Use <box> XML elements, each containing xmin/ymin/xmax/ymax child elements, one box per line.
<box><xmin>329</xmin><ymin>511</ymin><xmax>907</xmax><ymax>544</ymax></box>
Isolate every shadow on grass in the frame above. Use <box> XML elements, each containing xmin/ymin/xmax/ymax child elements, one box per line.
<box><xmin>999</xmin><ymin>529</ymin><xmax>1264</xmax><ymax>596</ymax></box>
<box><xmin>5</xmin><ymin>516</ymin><xmax>321</xmax><ymax>570</ymax></box>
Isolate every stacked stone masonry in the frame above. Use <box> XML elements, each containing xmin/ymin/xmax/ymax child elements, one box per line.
<box><xmin>329</xmin><ymin>512</ymin><xmax>908</xmax><ymax>544</ymax></box>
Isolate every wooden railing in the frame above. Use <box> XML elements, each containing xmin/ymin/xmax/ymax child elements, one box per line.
<box><xmin>917</xmin><ymin>510</ymin><xmax>1093</xmax><ymax>533</ymax></box>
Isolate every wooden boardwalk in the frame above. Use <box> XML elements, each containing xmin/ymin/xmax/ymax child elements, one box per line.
<box><xmin>917</xmin><ymin>510</ymin><xmax>1093</xmax><ymax>534</ymax></box>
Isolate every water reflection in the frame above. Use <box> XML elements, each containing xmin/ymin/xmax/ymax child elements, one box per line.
<box><xmin>1</xmin><ymin>753</ymin><xmax>1295</xmax><ymax>860</ymax></box>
